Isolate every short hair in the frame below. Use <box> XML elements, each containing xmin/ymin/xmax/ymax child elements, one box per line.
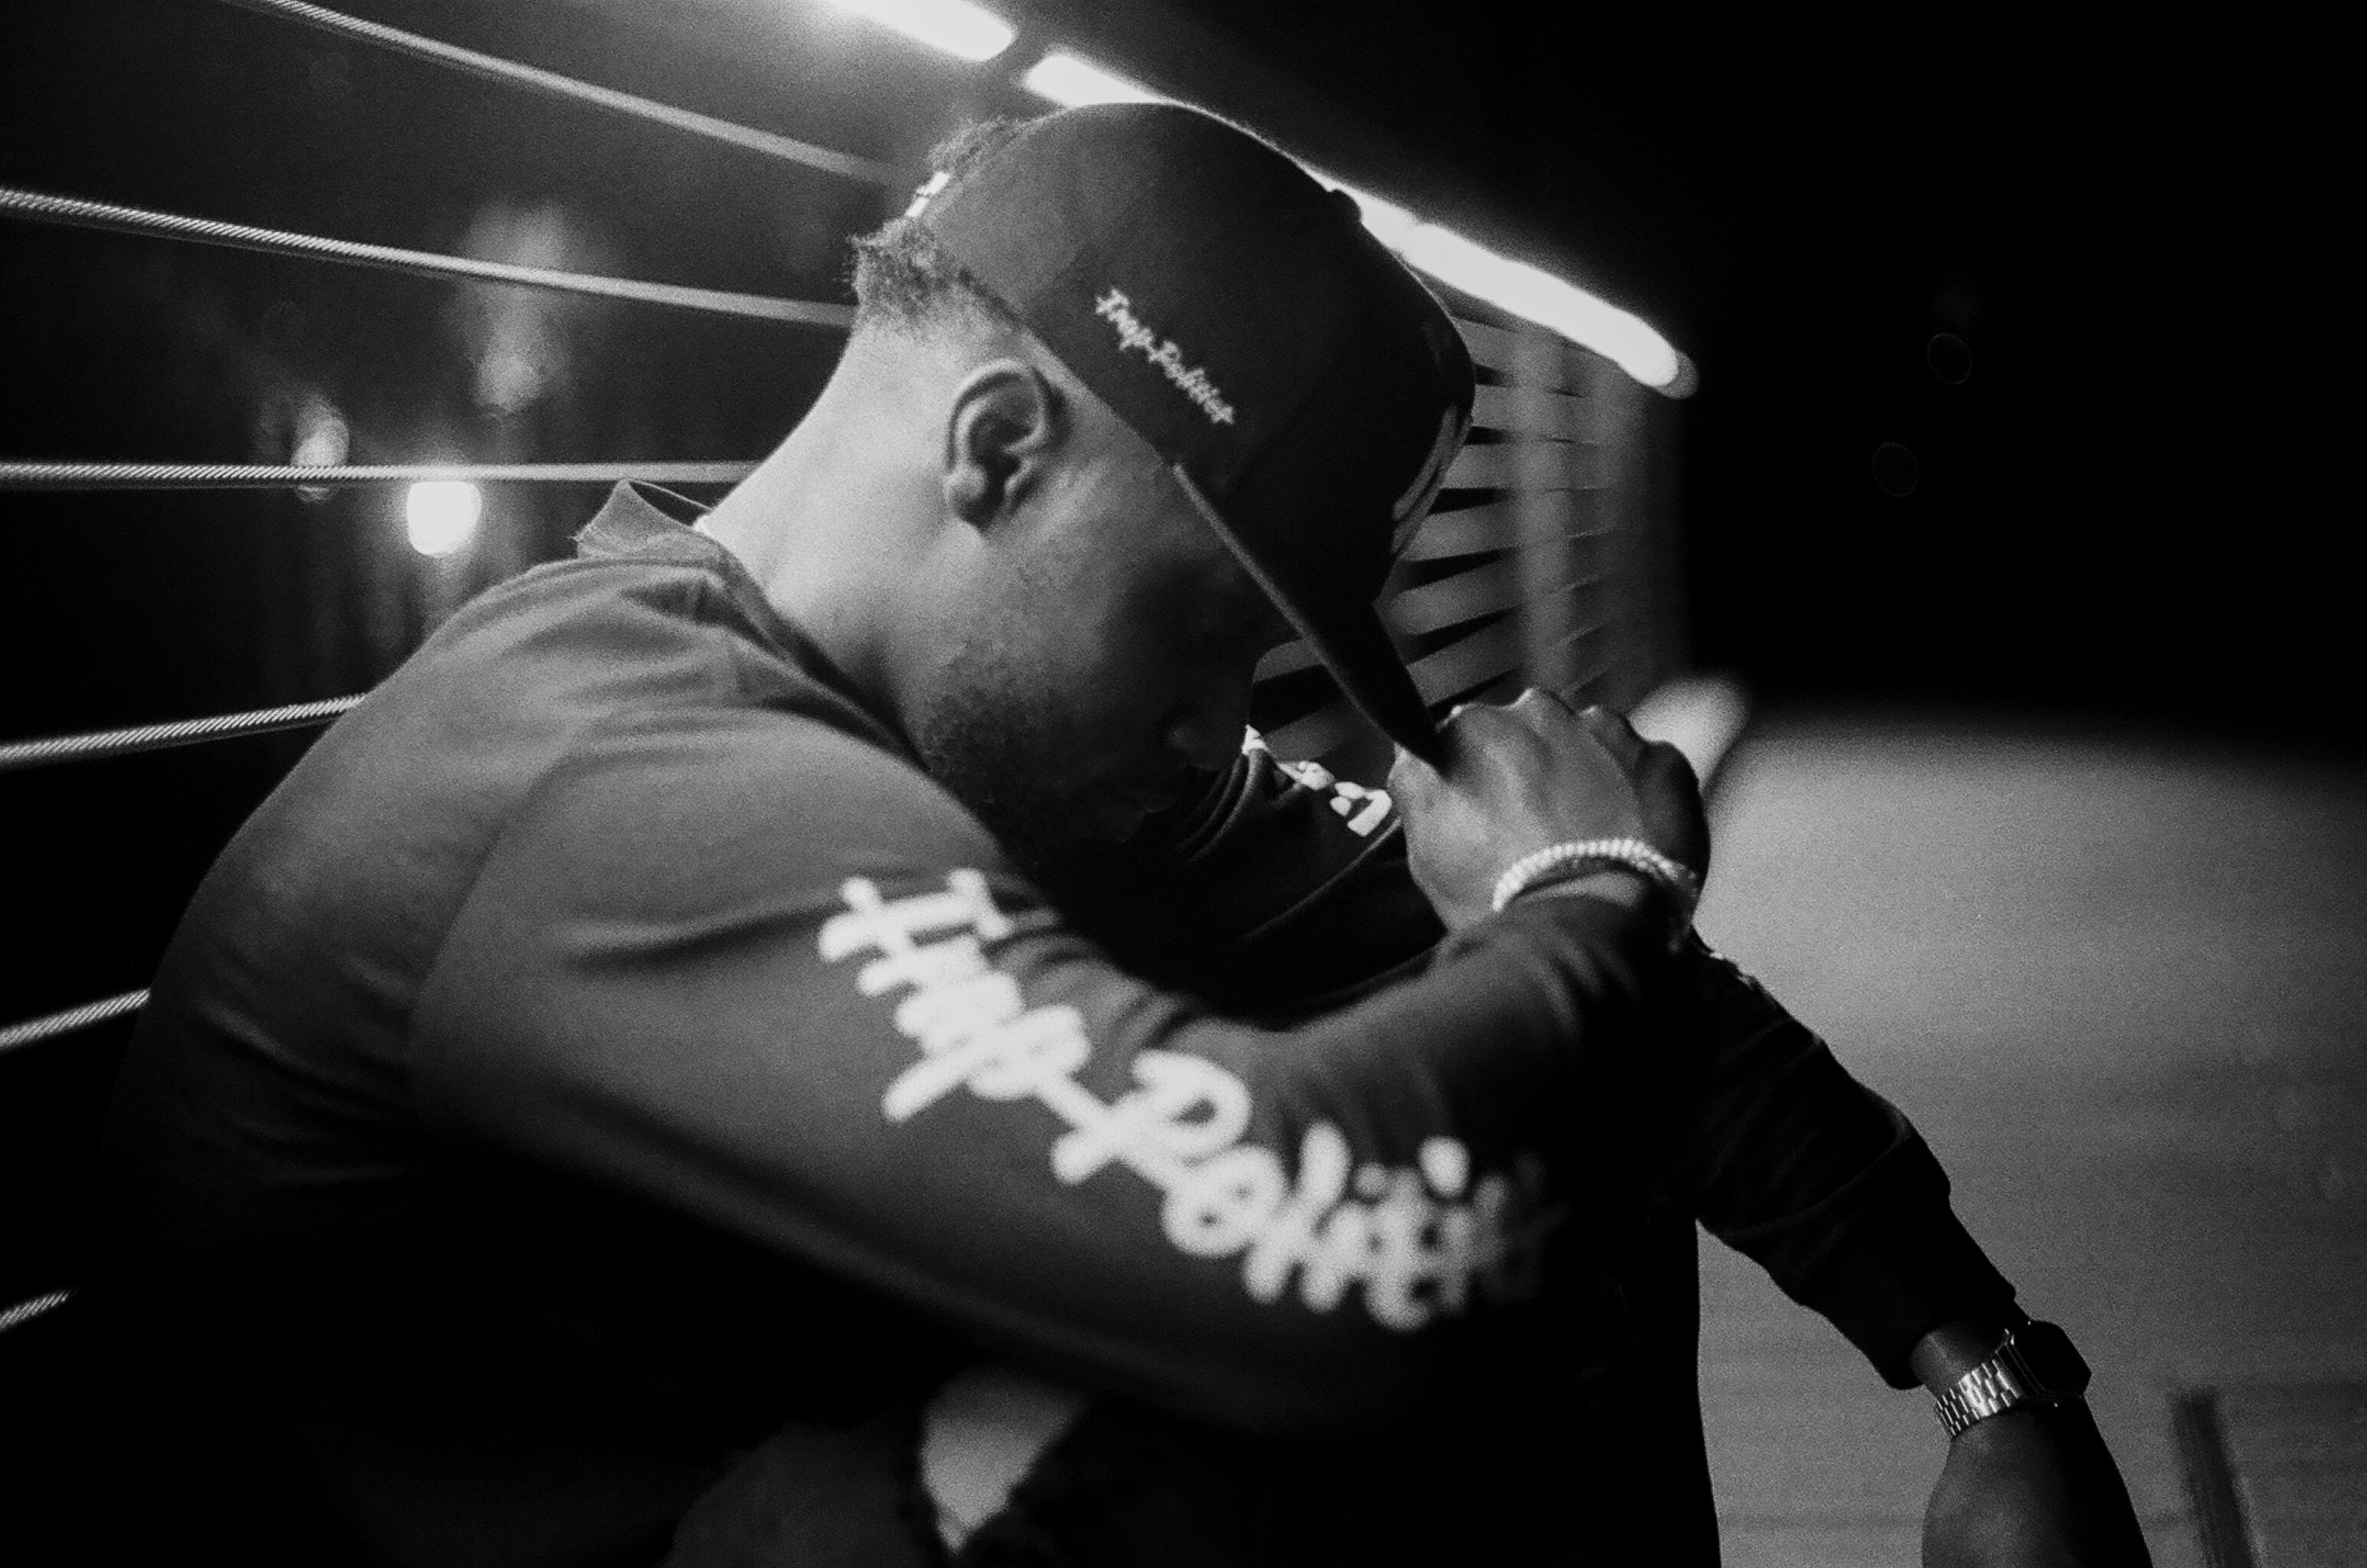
<box><xmin>848</xmin><ymin>118</ymin><xmax>1031</xmax><ymax>335</ymax></box>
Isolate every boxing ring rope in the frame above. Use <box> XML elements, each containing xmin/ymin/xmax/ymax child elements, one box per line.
<box><xmin>0</xmin><ymin>1289</ymin><xmax>75</xmax><ymax>1335</ymax></box>
<box><xmin>0</xmin><ymin>694</ymin><xmax>382</xmax><ymax>1054</ymax></box>
<box><xmin>0</xmin><ymin>461</ymin><xmax>759</xmax><ymax>491</ymax></box>
<box><xmin>0</xmin><ymin>13</ymin><xmax>848</xmax><ymax>1060</ymax></box>
<box><xmin>2</xmin><ymin>992</ymin><xmax>152</xmax><ymax>1060</ymax></box>
<box><xmin>0</xmin><ymin>696</ymin><xmax>365</xmax><ymax>774</ymax></box>
<box><xmin>0</xmin><ymin>188</ymin><xmax>855</xmax><ymax>329</ymax></box>
<box><xmin>214</xmin><ymin>0</ymin><xmax>903</xmax><ymax>186</ymax></box>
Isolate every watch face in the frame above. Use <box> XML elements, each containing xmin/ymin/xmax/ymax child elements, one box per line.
<box><xmin>2010</xmin><ymin>1321</ymin><xmax>2093</xmax><ymax>1399</ymax></box>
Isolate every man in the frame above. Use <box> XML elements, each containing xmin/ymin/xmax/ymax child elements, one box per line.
<box><xmin>658</xmin><ymin>113</ymin><xmax>2149</xmax><ymax>1566</ymax></box>
<box><xmin>88</xmin><ymin>103</ymin><xmax>2140</xmax><ymax>1566</ymax></box>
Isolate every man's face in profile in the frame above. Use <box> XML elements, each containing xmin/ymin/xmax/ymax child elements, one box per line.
<box><xmin>904</xmin><ymin>442</ymin><xmax>1288</xmax><ymax>880</ymax></box>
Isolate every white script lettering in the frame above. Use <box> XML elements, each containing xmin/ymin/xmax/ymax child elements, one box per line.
<box><xmin>822</xmin><ymin>874</ymin><xmax>1566</xmax><ymax>1331</ymax></box>
<box><xmin>1094</xmin><ymin>289</ymin><xmax>1238</xmax><ymax>426</ymax></box>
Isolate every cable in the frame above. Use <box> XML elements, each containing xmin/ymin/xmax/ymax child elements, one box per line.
<box><xmin>0</xmin><ymin>696</ymin><xmax>361</xmax><ymax>774</ymax></box>
<box><xmin>0</xmin><ymin>1290</ymin><xmax>76</xmax><ymax>1335</ymax></box>
<box><xmin>0</xmin><ymin>991</ymin><xmax>148</xmax><ymax>1058</ymax></box>
<box><xmin>0</xmin><ymin>460</ymin><xmax>758</xmax><ymax>491</ymax></box>
<box><xmin>0</xmin><ymin>186</ymin><xmax>855</xmax><ymax>328</ymax></box>
<box><xmin>216</xmin><ymin>0</ymin><xmax>902</xmax><ymax>187</ymax></box>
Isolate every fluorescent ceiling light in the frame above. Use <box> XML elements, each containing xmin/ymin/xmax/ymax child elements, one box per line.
<box><xmin>1316</xmin><ymin>175</ymin><xmax>1682</xmax><ymax>390</ymax></box>
<box><xmin>1020</xmin><ymin>51</ymin><xmax>1167</xmax><ymax>106</ymax></box>
<box><xmin>820</xmin><ymin>0</ymin><xmax>1016</xmax><ymax>63</ymax></box>
<box><xmin>1391</xmin><ymin>226</ymin><xmax>1682</xmax><ymax>390</ymax></box>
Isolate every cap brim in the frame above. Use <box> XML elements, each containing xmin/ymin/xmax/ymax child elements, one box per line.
<box><xmin>1173</xmin><ymin>466</ymin><xmax>1443</xmax><ymax>765</ymax></box>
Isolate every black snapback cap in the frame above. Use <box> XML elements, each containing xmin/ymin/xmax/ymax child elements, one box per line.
<box><xmin>910</xmin><ymin>103</ymin><xmax>1475</xmax><ymax>763</ymax></box>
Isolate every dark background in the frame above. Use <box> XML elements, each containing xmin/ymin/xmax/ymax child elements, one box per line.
<box><xmin>1176</xmin><ymin>5</ymin><xmax>2330</xmax><ymax>733</ymax></box>
<box><xmin>5</xmin><ymin>2</ymin><xmax>2333</xmax><ymax>738</ymax></box>
<box><xmin>0</xmin><ymin>1</ymin><xmax>2333</xmax><ymax>1299</ymax></box>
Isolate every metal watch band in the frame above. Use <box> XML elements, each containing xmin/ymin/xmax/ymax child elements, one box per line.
<box><xmin>1931</xmin><ymin>1357</ymin><xmax>2031</xmax><ymax>1438</ymax></box>
<box><xmin>1929</xmin><ymin>1321</ymin><xmax>2091</xmax><ymax>1439</ymax></box>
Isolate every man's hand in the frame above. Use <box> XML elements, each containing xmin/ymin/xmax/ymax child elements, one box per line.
<box><xmin>1924</xmin><ymin>1403</ymin><xmax>2151</xmax><ymax>1567</ymax></box>
<box><xmin>1577</xmin><ymin>687</ymin><xmax>1711</xmax><ymax>887</ymax></box>
<box><xmin>1387</xmin><ymin>689</ymin><xmax>1707</xmax><ymax>931</ymax></box>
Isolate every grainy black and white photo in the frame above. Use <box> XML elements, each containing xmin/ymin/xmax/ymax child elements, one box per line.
<box><xmin>2</xmin><ymin>4</ymin><xmax>2351</xmax><ymax>1564</ymax></box>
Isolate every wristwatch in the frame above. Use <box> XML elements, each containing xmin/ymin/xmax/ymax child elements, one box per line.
<box><xmin>1930</xmin><ymin>1320</ymin><xmax>2092</xmax><ymax>1439</ymax></box>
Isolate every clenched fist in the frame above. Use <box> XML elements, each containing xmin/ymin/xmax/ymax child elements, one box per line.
<box><xmin>1387</xmin><ymin>690</ymin><xmax>1707</xmax><ymax>931</ymax></box>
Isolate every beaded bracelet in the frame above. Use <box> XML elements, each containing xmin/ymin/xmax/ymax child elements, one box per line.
<box><xmin>1489</xmin><ymin>835</ymin><xmax>1702</xmax><ymax>919</ymax></box>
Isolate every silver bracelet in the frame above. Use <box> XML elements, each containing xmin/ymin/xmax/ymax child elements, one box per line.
<box><xmin>1489</xmin><ymin>835</ymin><xmax>1702</xmax><ymax>917</ymax></box>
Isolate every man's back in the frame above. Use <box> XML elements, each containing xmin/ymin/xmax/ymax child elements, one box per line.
<box><xmin>93</xmin><ymin>491</ymin><xmax>962</xmax><ymax>1565</ymax></box>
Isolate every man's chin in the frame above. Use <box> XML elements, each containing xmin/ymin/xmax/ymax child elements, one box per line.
<box><xmin>979</xmin><ymin>807</ymin><xmax>1133</xmax><ymax>894</ymax></box>
<box><xmin>916</xmin><ymin>761</ymin><xmax>1118</xmax><ymax>887</ymax></box>
<box><xmin>903</xmin><ymin>671</ymin><xmax>1133</xmax><ymax>886</ymax></box>
<box><xmin>1083</xmin><ymin>792</ymin><xmax>1152</xmax><ymax>845</ymax></box>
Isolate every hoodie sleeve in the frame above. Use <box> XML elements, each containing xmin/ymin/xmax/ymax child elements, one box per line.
<box><xmin>1075</xmin><ymin>733</ymin><xmax>2018</xmax><ymax>1387</ymax></box>
<box><xmin>409</xmin><ymin>704</ymin><xmax>1674</xmax><ymax>1436</ymax></box>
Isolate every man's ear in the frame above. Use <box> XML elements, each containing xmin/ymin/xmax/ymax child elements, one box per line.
<box><xmin>943</xmin><ymin>360</ymin><xmax>1063</xmax><ymax>529</ymax></box>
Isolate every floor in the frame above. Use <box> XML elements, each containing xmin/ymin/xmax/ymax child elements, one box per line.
<box><xmin>1686</xmin><ymin>719</ymin><xmax>2367</xmax><ymax>1566</ymax></box>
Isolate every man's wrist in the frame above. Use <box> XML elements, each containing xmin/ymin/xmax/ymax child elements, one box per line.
<box><xmin>1917</xmin><ymin>1312</ymin><xmax>2094</xmax><ymax>1441</ymax></box>
<box><xmin>1910</xmin><ymin>1311</ymin><xmax>2026</xmax><ymax>1393</ymax></box>
<box><xmin>1490</xmin><ymin>835</ymin><xmax>1698</xmax><ymax>918</ymax></box>
<box><xmin>1508</xmin><ymin>866</ymin><xmax>1653</xmax><ymax>913</ymax></box>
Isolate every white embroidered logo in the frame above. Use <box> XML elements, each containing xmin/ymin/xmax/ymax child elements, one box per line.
<box><xmin>820</xmin><ymin>872</ymin><xmax>1563</xmax><ymax>1331</ymax></box>
<box><xmin>1094</xmin><ymin>289</ymin><xmax>1237</xmax><ymax>427</ymax></box>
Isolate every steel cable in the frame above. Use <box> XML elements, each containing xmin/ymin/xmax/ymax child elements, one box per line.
<box><xmin>0</xmin><ymin>186</ymin><xmax>855</xmax><ymax>328</ymax></box>
<box><xmin>0</xmin><ymin>460</ymin><xmax>759</xmax><ymax>491</ymax></box>
<box><xmin>0</xmin><ymin>991</ymin><xmax>148</xmax><ymax>1058</ymax></box>
<box><xmin>0</xmin><ymin>695</ymin><xmax>362</xmax><ymax>774</ymax></box>
<box><xmin>0</xmin><ymin>1289</ymin><xmax>76</xmax><ymax>1334</ymax></box>
<box><xmin>0</xmin><ymin>696</ymin><xmax>371</xmax><ymax>1051</ymax></box>
<box><xmin>216</xmin><ymin>0</ymin><xmax>903</xmax><ymax>187</ymax></box>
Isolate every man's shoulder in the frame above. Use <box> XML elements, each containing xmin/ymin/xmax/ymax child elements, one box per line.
<box><xmin>508</xmin><ymin>694</ymin><xmax>1000</xmax><ymax>899</ymax></box>
<box><xmin>427</xmin><ymin>547</ymin><xmax>786</xmax><ymax>705</ymax></box>
<box><xmin>361</xmin><ymin>537</ymin><xmax>894</xmax><ymax>782</ymax></box>
<box><xmin>404</xmin><ymin>557</ymin><xmax>1001</xmax><ymax>889</ymax></box>
<box><xmin>193</xmin><ymin>541</ymin><xmax>937</xmax><ymax>972</ymax></box>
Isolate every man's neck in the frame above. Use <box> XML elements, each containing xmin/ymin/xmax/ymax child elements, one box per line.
<box><xmin>698</xmin><ymin>357</ymin><xmax>943</xmax><ymax>732</ymax></box>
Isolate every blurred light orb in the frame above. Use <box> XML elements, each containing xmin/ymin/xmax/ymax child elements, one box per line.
<box><xmin>406</xmin><ymin>481</ymin><xmax>482</xmax><ymax>557</ymax></box>
<box><xmin>290</xmin><ymin>403</ymin><xmax>349</xmax><ymax>471</ymax></box>
<box><xmin>1871</xmin><ymin>442</ymin><xmax>1921</xmax><ymax>498</ymax></box>
<box><xmin>1927</xmin><ymin>332</ymin><xmax>1972</xmax><ymax>384</ymax></box>
<box><xmin>290</xmin><ymin>397</ymin><xmax>351</xmax><ymax>506</ymax></box>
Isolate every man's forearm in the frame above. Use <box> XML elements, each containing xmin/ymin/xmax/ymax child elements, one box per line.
<box><xmin>1666</xmin><ymin>937</ymin><xmax>2019</xmax><ymax>1384</ymax></box>
<box><xmin>1084</xmin><ymin>743</ymin><xmax>2019</xmax><ymax>1383</ymax></box>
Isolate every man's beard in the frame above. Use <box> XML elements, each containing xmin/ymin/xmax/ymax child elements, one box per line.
<box><xmin>905</xmin><ymin>637</ymin><xmax>1113</xmax><ymax>891</ymax></box>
